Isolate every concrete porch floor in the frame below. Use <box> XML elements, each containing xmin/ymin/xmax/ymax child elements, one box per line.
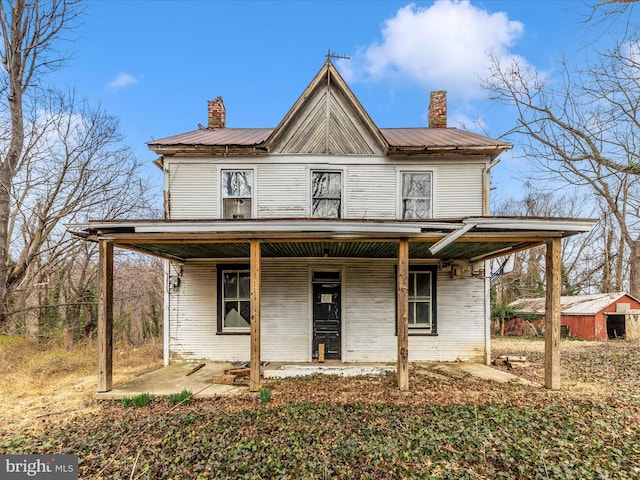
<box><xmin>96</xmin><ymin>361</ymin><xmax>538</xmax><ymax>400</ymax></box>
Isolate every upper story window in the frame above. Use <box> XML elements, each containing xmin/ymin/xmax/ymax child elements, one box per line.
<box><xmin>401</xmin><ymin>172</ymin><xmax>432</xmax><ymax>219</ymax></box>
<box><xmin>222</xmin><ymin>170</ymin><xmax>253</xmax><ymax>219</ymax></box>
<box><xmin>312</xmin><ymin>171</ymin><xmax>342</xmax><ymax>218</ymax></box>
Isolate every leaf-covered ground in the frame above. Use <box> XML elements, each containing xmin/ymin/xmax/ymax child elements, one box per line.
<box><xmin>2</xmin><ymin>337</ymin><xmax>640</xmax><ymax>479</ymax></box>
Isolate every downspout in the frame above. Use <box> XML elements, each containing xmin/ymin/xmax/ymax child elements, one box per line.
<box><xmin>484</xmin><ymin>260</ymin><xmax>492</xmax><ymax>365</ymax></box>
<box><xmin>162</xmin><ymin>157</ymin><xmax>171</xmax><ymax>365</ymax></box>
<box><xmin>158</xmin><ymin>156</ymin><xmax>170</xmax><ymax>220</ymax></box>
<box><xmin>482</xmin><ymin>159</ymin><xmax>500</xmax><ymax>216</ymax></box>
<box><xmin>163</xmin><ymin>259</ymin><xmax>170</xmax><ymax>366</ymax></box>
<box><xmin>483</xmin><ymin>158</ymin><xmax>500</xmax><ymax>365</ymax></box>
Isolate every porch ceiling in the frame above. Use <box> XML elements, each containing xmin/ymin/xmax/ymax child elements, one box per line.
<box><xmin>67</xmin><ymin>217</ymin><xmax>597</xmax><ymax>263</ymax></box>
<box><xmin>119</xmin><ymin>239</ymin><xmax>526</xmax><ymax>261</ymax></box>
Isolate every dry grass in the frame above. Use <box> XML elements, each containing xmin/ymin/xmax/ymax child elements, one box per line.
<box><xmin>492</xmin><ymin>335</ymin><xmax>640</xmax><ymax>397</ymax></box>
<box><xmin>2</xmin><ymin>334</ymin><xmax>638</xmax><ymax>434</ymax></box>
<box><xmin>0</xmin><ymin>335</ymin><xmax>162</xmax><ymax>432</ymax></box>
<box><xmin>3</xmin><ymin>336</ymin><xmax>639</xmax><ymax>478</ymax></box>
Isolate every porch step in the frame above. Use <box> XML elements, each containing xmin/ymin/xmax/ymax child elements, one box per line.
<box><xmin>212</xmin><ymin>367</ymin><xmax>251</xmax><ymax>385</ymax></box>
<box><xmin>264</xmin><ymin>365</ymin><xmax>395</xmax><ymax>379</ymax></box>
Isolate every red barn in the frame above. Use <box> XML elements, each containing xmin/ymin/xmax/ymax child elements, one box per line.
<box><xmin>508</xmin><ymin>292</ymin><xmax>640</xmax><ymax>341</ymax></box>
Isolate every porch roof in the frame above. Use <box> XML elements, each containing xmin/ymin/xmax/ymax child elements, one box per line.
<box><xmin>67</xmin><ymin>216</ymin><xmax>596</xmax><ymax>263</ymax></box>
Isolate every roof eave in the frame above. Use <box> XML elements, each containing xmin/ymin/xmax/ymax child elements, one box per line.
<box><xmin>147</xmin><ymin>144</ymin><xmax>269</xmax><ymax>156</ymax></box>
<box><xmin>67</xmin><ymin>216</ymin><xmax>596</xmax><ymax>240</ymax></box>
<box><xmin>465</xmin><ymin>216</ymin><xmax>597</xmax><ymax>233</ymax></box>
<box><xmin>387</xmin><ymin>144</ymin><xmax>512</xmax><ymax>158</ymax></box>
<box><xmin>150</xmin><ymin>143</ymin><xmax>513</xmax><ymax>158</ymax></box>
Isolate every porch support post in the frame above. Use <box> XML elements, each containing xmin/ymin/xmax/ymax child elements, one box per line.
<box><xmin>545</xmin><ymin>237</ymin><xmax>562</xmax><ymax>390</ymax></box>
<box><xmin>397</xmin><ymin>238</ymin><xmax>409</xmax><ymax>391</ymax></box>
<box><xmin>98</xmin><ymin>240</ymin><xmax>114</xmax><ymax>392</ymax></box>
<box><xmin>249</xmin><ymin>239</ymin><xmax>262</xmax><ymax>392</ymax></box>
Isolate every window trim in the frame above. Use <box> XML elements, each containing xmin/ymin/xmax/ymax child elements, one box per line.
<box><xmin>396</xmin><ymin>265</ymin><xmax>438</xmax><ymax>336</ymax></box>
<box><xmin>398</xmin><ymin>170</ymin><xmax>435</xmax><ymax>220</ymax></box>
<box><xmin>216</xmin><ymin>264</ymin><xmax>251</xmax><ymax>335</ymax></box>
<box><xmin>220</xmin><ymin>168</ymin><xmax>255</xmax><ymax>219</ymax></box>
<box><xmin>310</xmin><ymin>169</ymin><xmax>344</xmax><ymax>218</ymax></box>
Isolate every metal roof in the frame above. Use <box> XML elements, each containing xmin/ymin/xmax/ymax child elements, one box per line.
<box><xmin>149</xmin><ymin>128</ymin><xmax>273</xmax><ymax>148</ymax></box>
<box><xmin>147</xmin><ymin>127</ymin><xmax>510</xmax><ymax>153</ymax></box>
<box><xmin>509</xmin><ymin>292</ymin><xmax>640</xmax><ymax>316</ymax></box>
<box><xmin>147</xmin><ymin>60</ymin><xmax>511</xmax><ymax>157</ymax></box>
<box><xmin>382</xmin><ymin>128</ymin><xmax>510</xmax><ymax>150</ymax></box>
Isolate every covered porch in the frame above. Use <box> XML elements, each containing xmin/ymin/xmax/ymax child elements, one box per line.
<box><xmin>68</xmin><ymin>216</ymin><xmax>595</xmax><ymax>393</ymax></box>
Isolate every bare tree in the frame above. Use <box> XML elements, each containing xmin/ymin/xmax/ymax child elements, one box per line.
<box><xmin>587</xmin><ymin>1</ymin><xmax>637</xmax><ymax>30</ymax></box>
<box><xmin>485</xmin><ymin>24</ymin><xmax>640</xmax><ymax>296</ymax></box>
<box><xmin>5</xmin><ymin>89</ymin><xmax>157</xmax><ymax>336</ymax></box>
<box><xmin>493</xmin><ymin>188</ymin><xmax>599</xmax><ymax>303</ymax></box>
<box><xmin>0</xmin><ymin>0</ymin><xmax>85</xmax><ymax>323</ymax></box>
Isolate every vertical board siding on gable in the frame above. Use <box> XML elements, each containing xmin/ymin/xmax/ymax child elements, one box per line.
<box><xmin>346</xmin><ymin>166</ymin><xmax>396</xmax><ymax>219</ymax></box>
<box><xmin>436</xmin><ymin>163</ymin><xmax>484</xmax><ymax>217</ymax></box>
<box><xmin>257</xmin><ymin>164</ymin><xmax>308</xmax><ymax>217</ymax></box>
<box><xmin>167</xmin><ymin>162</ymin><xmax>218</xmax><ymax>219</ymax></box>
<box><xmin>273</xmin><ymin>87</ymin><xmax>326</xmax><ymax>154</ymax></box>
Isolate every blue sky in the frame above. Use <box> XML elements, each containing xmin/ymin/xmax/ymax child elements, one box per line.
<box><xmin>49</xmin><ymin>0</ymin><xmax>632</xmax><ymax>202</ymax></box>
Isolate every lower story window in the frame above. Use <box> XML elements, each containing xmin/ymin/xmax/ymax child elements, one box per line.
<box><xmin>405</xmin><ymin>266</ymin><xmax>437</xmax><ymax>334</ymax></box>
<box><xmin>217</xmin><ymin>265</ymin><xmax>251</xmax><ymax>333</ymax></box>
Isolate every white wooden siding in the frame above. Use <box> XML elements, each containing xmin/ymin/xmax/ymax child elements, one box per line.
<box><xmin>261</xmin><ymin>262</ymin><xmax>310</xmax><ymax>360</ymax></box>
<box><xmin>409</xmin><ymin>272</ymin><xmax>486</xmax><ymax>362</ymax></box>
<box><xmin>257</xmin><ymin>165</ymin><xmax>308</xmax><ymax>217</ymax></box>
<box><xmin>168</xmin><ymin>260</ymin><xmax>310</xmax><ymax>362</ymax></box>
<box><xmin>343</xmin><ymin>262</ymin><xmax>396</xmax><ymax>361</ymax></box>
<box><xmin>168</xmin><ymin>259</ymin><xmax>486</xmax><ymax>363</ymax></box>
<box><xmin>165</xmin><ymin>156</ymin><xmax>487</xmax><ymax>220</ymax></box>
<box><xmin>346</xmin><ymin>166</ymin><xmax>396</xmax><ymax>219</ymax></box>
<box><xmin>168</xmin><ymin>261</ymin><xmax>250</xmax><ymax>362</ymax></box>
<box><xmin>167</xmin><ymin>161</ymin><xmax>218</xmax><ymax>219</ymax></box>
<box><xmin>436</xmin><ymin>163</ymin><xmax>484</xmax><ymax>217</ymax></box>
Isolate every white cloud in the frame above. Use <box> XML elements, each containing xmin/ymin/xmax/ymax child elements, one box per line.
<box><xmin>340</xmin><ymin>0</ymin><xmax>525</xmax><ymax>99</ymax></box>
<box><xmin>107</xmin><ymin>72</ymin><xmax>139</xmax><ymax>89</ymax></box>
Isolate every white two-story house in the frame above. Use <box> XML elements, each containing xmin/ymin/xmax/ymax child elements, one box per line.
<box><xmin>71</xmin><ymin>59</ymin><xmax>594</xmax><ymax>392</ymax></box>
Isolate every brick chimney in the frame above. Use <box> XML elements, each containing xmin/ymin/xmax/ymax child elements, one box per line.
<box><xmin>208</xmin><ymin>96</ymin><xmax>226</xmax><ymax>129</ymax></box>
<box><xmin>428</xmin><ymin>90</ymin><xmax>447</xmax><ymax>129</ymax></box>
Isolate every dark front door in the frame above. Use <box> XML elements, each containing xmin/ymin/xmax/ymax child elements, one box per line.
<box><xmin>313</xmin><ymin>281</ymin><xmax>341</xmax><ymax>360</ymax></box>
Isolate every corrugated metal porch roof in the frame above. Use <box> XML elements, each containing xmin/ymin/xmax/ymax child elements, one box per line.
<box><xmin>67</xmin><ymin>217</ymin><xmax>596</xmax><ymax>263</ymax></box>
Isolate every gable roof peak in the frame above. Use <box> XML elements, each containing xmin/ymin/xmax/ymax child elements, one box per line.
<box><xmin>264</xmin><ymin>59</ymin><xmax>388</xmax><ymax>154</ymax></box>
